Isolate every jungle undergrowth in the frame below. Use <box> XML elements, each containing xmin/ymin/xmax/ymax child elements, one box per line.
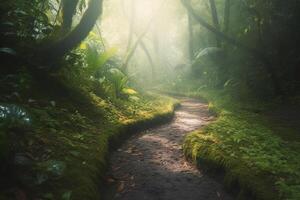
<box><xmin>0</xmin><ymin>68</ymin><xmax>177</xmax><ymax>200</ymax></box>
<box><xmin>164</xmin><ymin>83</ymin><xmax>300</xmax><ymax>200</ymax></box>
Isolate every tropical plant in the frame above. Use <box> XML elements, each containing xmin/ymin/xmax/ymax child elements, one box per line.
<box><xmin>106</xmin><ymin>68</ymin><xmax>129</xmax><ymax>98</ymax></box>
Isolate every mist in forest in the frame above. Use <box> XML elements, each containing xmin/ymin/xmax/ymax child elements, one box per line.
<box><xmin>1</xmin><ymin>0</ymin><xmax>300</xmax><ymax>199</ymax></box>
<box><xmin>100</xmin><ymin>0</ymin><xmax>189</xmax><ymax>86</ymax></box>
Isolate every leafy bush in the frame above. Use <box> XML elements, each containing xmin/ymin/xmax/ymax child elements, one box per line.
<box><xmin>0</xmin><ymin>104</ymin><xmax>31</xmax><ymax>166</ymax></box>
<box><xmin>0</xmin><ymin>104</ymin><xmax>31</xmax><ymax>130</ymax></box>
<box><xmin>0</xmin><ymin>0</ymin><xmax>53</xmax><ymax>48</ymax></box>
<box><xmin>67</xmin><ymin>32</ymin><xmax>138</xmax><ymax>100</ymax></box>
<box><xmin>106</xmin><ymin>68</ymin><xmax>128</xmax><ymax>97</ymax></box>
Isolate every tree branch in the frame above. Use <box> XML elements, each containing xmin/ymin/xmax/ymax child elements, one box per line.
<box><xmin>208</xmin><ymin>0</ymin><xmax>221</xmax><ymax>46</ymax></box>
<box><xmin>40</xmin><ymin>0</ymin><xmax>103</xmax><ymax>63</ymax></box>
<box><xmin>181</xmin><ymin>0</ymin><xmax>283</xmax><ymax>94</ymax></box>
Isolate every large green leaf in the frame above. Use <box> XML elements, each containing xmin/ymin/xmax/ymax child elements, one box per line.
<box><xmin>107</xmin><ymin>68</ymin><xmax>128</xmax><ymax>96</ymax></box>
<box><xmin>84</xmin><ymin>44</ymin><xmax>117</xmax><ymax>74</ymax></box>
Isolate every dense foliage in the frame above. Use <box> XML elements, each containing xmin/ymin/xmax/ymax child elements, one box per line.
<box><xmin>0</xmin><ymin>1</ymin><xmax>176</xmax><ymax>199</ymax></box>
<box><xmin>0</xmin><ymin>0</ymin><xmax>299</xmax><ymax>199</ymax></box>
<box><xmin>181</xmin><ymin>0</ymin><xmax>300</xmax><ymax>99</ymax></box>
<box><xmin>182</xmin><ymin>90</ymin><xmax>300</xmax><ymax>200</ymax></box>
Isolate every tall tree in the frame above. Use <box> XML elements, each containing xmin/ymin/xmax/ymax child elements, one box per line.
<box><xmin>188</xmin><ymin>13</ymin><xmax>194</xmax><ymax>61</ymax></box>
<box><xmin>61</xmin><ymin>0</ymin><xmax>79</xmax><ymax>34</ymax></box>
<box><xmin>126</xmin><ymin>0</ymin><xmax>136</xmax><ymax>52</ymax></box>
<box><xmin>223</xmin><ymin>0</ymin><xmax>230</xmax><ymax>34</ymax></box>
<box><xmin>121</xmin><ymin>0</ymin><xmax>155</xmax><ymax>78</ymax></box>
<box><xmin>40</xmin><ymin>0</ymin><xmax>104</xmax><ymax>64</ymax></box>
<box><xmin>181</xmin><ymin>0</ymin><xmax>283</xmax><ymax>95</ymax></box>
<box><xmin>208</xmin><ymin>0</ymin><xmax>221</xmax><ymax>46</ymax></box>
<box><xmin>122</xmin><ymin>1</ymin><xmax>166</xmax><ymax>74</ymax></box>
<box><xmin>139</xmin><ymin>40</ymin><xmax>155</xmax><ymax>81</ymax></box>
<box><xmin>122</xmin><ymin>29</ymin><xmax>148</xmax><ymax>72</ymax></box>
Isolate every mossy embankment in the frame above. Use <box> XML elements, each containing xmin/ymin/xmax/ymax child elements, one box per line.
<box><xmin>0</xmin><ymin>73</ymin><xmax>179</xmax><ymax>200</ymax></box>
<box><xmin>173</xmin><ymin>90</ymin><xmax>300</xmax><ymax>200</ymax></box>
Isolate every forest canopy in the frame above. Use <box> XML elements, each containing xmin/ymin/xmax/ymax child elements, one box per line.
<box><xmin>1</xmin><ymin>0</ymin><xmax>299</xmax><ymax>98</ymax></box>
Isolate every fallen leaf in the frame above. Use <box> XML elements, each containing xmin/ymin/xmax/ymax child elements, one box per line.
<box><xmin>106</xmin><ymin>177</ymin><xmax>115</xmax><ymax>184</ymax></box>
<box><xmin>117</xmin><ymin>181</ymin><xmax>125</xmax><ymax>193</ymax></box>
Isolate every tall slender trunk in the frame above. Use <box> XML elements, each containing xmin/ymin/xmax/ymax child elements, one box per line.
<box><xmin>188</xmin><ymin>13</ymin><xmax>194</xmax><ymax>61</ymax></box>
<box><xmin>223</xmin><ymin>0</ymin><xmax>231</xmax><ymax>34</ymax></box>
<box><xmin>95</xmin><ymin>22</ymin><xmax>106</xmax><ymax>50</ymax></box>
<box><xmin>139</xmin><ymin>40</ymin><xmax>155</xmax><ymax>81</ymax></box>
<box><xmin>208</xmin><ymin>0</ymin><xmax>221</xmax><ymax>47</ymax></box>
<box><xmin>121</xmin><ymin>1</ymin><xmax>155</xmax><ymax>79</ymax></box>
<box><xmin>126</xmin><ymin>0</ymin><xmax>136</xmax><ymax>52</ymax></box>
<box><xmin>122</xmin><ymin>1</ymin><xmax>165</xmax><ymax>73</ymax></box>
<box><xmin>122</xmin><ymin>30</ymin><xmax>148</xmax><ymax>71</ymax></box>
<box><xmin>181</xmin><ymin>0</ymin><xmax>283</xmax><ymax>95</ymax></box>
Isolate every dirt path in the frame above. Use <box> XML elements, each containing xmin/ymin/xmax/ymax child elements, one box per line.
<box><xmin>104</xmin><ymin>97</ymin><xmax>233</xmax><ymax>200</ymax></box>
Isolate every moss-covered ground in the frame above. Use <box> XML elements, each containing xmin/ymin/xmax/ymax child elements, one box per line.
<box><xmin>0</xmin><ymin>73</ymin><xmax>178</xmax><ymax>200</ymax></box>
<box><xmin>180</xmin><ymin>89</ymin><xmax>300</xmax><ymax>200</ymax></box>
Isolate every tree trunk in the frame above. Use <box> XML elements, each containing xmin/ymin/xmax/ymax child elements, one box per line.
<box><xmin>223</xmin><ymin>0</ymin><xmax>230</xmax><ymax>34</ymax></box>
<box><xmin>122</xmin><ymin>0</ymin><xmax>155</xmax><ymax>78</ymax></box>
<box><xmin>139</xmin><ymin>40</ymin><xmax>155</xmax><ymax>80</ymax></box>
<box><xmin>40</xmin><ymin>0</ymin><xmax>103</xmax><ymax>64</ymax></box>
<box><xmin>122</xmin><ymin>30</ymin><xmax>148</xmax><ymax>72</ymax></box>
<box><xmin>95</xmin><ymin>22</ymin><xmax>106</xmax><ymax>50</ymax></box>
<box><xmin>188</xmin><ymin>13</ymin><xmax>194</xmax><ymax>61</ymax></box>
<box><xmin>208</xmin><ymin>0</ymin><xmax>221</xmax><ymax>46</ymax></box>
<box><xmin>61</xmin><ymin>0</ymin><xmax>79</xmax><ymax>34</ymax></box>
<box><xmin>126</xmin><ymin>0</ymin><xmax>136</xmax><ymax>52</ymax></box>
<box><xmin>122</xmin><ymin>3</ymin><xmax>160</xmax><ymax>72</ymax></box>
<box><xmin>181</xmin><ymin>0</ymin><xmax>283</xmax><ymax>95</ymax></box>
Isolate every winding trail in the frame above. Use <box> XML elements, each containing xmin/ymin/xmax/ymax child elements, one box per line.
<box><xmin>105</xmin><ymin>97</ymin><xmax>233</xmax><ymax>200</ymax></box>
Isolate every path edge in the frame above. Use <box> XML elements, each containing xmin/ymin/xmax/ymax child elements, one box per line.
<box><xmin>95</xmin><ymin>96</ymin><xmax>181</xmax><ymax>200</ymax></box>
<box><xmin>164</xmin><ymin>91</ymin><xmax>279</xmax><ymax>200</ymax></box>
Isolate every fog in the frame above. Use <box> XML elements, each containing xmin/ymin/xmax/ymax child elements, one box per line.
<box><xmin>100</xmin><ymin>0</ymin><xmax>189</xmax><ymax>86</ymax></box>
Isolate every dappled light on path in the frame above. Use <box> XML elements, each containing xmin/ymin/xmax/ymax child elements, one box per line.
<box><xmin>105</xmin><ymin>98</ymin><xmax>232</xmax><ymax>200</ymax></box>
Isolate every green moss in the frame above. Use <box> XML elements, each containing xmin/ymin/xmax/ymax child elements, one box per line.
<box><xmin>0</xmin><ymin>66</ymin><xmax>178</xmax><ymax>199</ymax></box>
<box><xmin>182</xmin><ymin>89</ymin><xmax>300</xmax><ymax>200</ymax></box>
<box><xmin>0</xmin><ymin>90</ymin><xmax>178</xmax><ymax>199</ymax></box>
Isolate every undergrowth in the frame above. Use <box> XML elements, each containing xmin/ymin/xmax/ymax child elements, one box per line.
<box><xmin>0</xmin><ymin>71</ymin><xmax>178</xmax><ymax>199</ymax></box>
<box><xmin>182</xmin><ymin>89</ymin><xmax>300</xmax><ymax>200</ymax></box>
